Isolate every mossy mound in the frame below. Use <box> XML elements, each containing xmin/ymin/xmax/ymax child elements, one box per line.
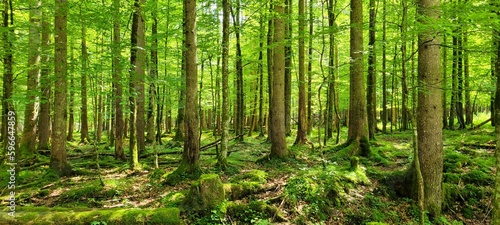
<box><xmin>226</xmin><ymin>200</ymin><xmax>286</xmax><ymax>223</ymax></box>
<box><xmin>183</xmin><ymin>173</ymin><xmax>225</xmax><ymax>213</ymax></box>
<box><xmin>0</xmin><ymin>207</ymin><xmax>181</xmax><ymax>225</ymax></box>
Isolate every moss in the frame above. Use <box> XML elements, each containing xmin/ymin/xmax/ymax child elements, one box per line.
<box><xmin>0</xmin><ymin>207</ymin><xmax>181</xmax><ymax>225</ymax></box>
<box><xmin>228</xmin><ymin>181</ymin><xmax>262</xmax><ymax>200</ymax></box>
<box><xmin>443</xmin><ymin>173</ymin><xmax>461</xmax><ymax>184</ymax></box>
<box><xmin>230</xmin><ymin>169</ymin><xmax>268</xmax><ymax>183</ymax></box>
<box><xmin>366</xmin><ymin>222</ymin><xmax>390</xmax><ymax>225</ymax></box>
<box><xmin>164</xmin><ymin>161</ymin><xmax>202</xmax><ymax>186</ymax></box>
<box><xmin>463</xmin><ymin>169</ymin><xmax>493</xmax><ymax>185</ymax></box>
<box><xmin>184</xmin><ymin>173</ymin><xmax>225</xmax><ymax>213</ymax></box>
<box><xmin>226</xmin><ymin>200</ymin><xmax>286</xmax><ymax>223</ymax></box>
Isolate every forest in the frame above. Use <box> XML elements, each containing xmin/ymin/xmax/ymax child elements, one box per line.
<box><xmin>0</xmin><ymin>0</ymin><xmax>500</xmax><ymax>224</ymax></box>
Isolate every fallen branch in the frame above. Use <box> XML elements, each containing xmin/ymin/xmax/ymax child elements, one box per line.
<box><xmin>469</xmin><ymin>118</ymin><xmax>492</xmax><ymax>130</ymax></box>
<box><xmin>462</xmin><ymin>143</ymin><xmax>495</xmax><ymax>149</ymax></box>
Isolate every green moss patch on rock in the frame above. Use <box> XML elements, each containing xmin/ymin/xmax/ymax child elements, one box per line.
<box><xmin>0</xmin><ymin>207</ymin><xmax>181</xmax><ymax>225</ymax></box>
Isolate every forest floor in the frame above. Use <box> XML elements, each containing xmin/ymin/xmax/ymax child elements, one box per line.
<box><xmin>0</xmin><ymin>123</ymin><xmax>496</xmax><ymax>225</ymax></box>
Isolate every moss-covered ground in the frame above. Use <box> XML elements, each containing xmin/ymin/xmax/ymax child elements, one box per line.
<box><xmin>0</xmin><ymin>121</ymin><xmax>496</xmax><ymax>224</ymax></box>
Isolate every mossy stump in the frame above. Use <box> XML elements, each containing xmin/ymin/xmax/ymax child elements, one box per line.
<box><xmin>183</xmin><ymin>174</ymin><xmax>225</xmax><ymax>213</ymax></box>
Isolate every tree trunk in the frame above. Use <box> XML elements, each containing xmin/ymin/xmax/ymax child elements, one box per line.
<box><xmin>134</xmin><ymin>0</ymin><xmax>146</xmax><ymax>155</ymax></box>
<box><xmin>347</xmin><ymin>0</ymin><xmax>369</xmax><ymax>156</ymax></box>
<box><xmin>179</xmin><ymin>0</ymin><xmax>200</xmax><ymax>172</ymax></box>
<box><xmin>51</xmin><ymin>0</ymin><xmax>71</xmax><ymax>176</ymax></box>
<box><xmin>270</xmin><ymin>0</ymin><xmax>288</xmax><ymax>158</ymax></box>
<box><xmin>442</xmin><ymin>35</ymin><xmax>448</xmax><ymax>129</ymax></box>
<box><xmin>450</xmin><ymin>24</ymin><xmax>458</xmax><ymax>130</ymax></box>
<box><xmin>232</xmin><ymin>0</ymin><xmax>244</xmax><ymax>142</ymax></box>
<box><xmin>416</xmin><ymin>0</ymin><xmax>443</xmax><ymax>218</ymax></box>
<box><xmin>112</xmin><ymin>0</ymin><xmax>125</xmax><ymax>161</ymax></box>
<box><xmin>147</xmin><ymin>1</ymin><xmax>158</xmax><ymax>144</ymax></box>
<box><xmin>38</xmin><ymin>6</ymin><xmax>50</xmax><ymax>150</ymax></box>
<box><xmin>491</xmin><ymin>1</ymin><xmax>500</xmax><ymax>223</ymax></box>
<box><xmin>456</xmin><ymin>14</ymin><xmax>465</xmax><ymax>129</ymax></box>
<box><xmin>21</xmin><ymin>0</ymin><xmax>41</xmax><ymax>154</ymax></box>
<box><xmin>366</xmin><ymin>0</ymin><xmax>376</xmax><ymax>139</ymax></box>
<box><xmin>284</xmin><ymin>0</ymin><xmax>292</xmax><ymax>137</ymax></box>
<box><xmin>307</xmin><ymin>0</ymin><xmax>313</xmax><ymax>135</ymax></box>
<box><xmin>267</xmin><ymin>1</ymin><xmax>273</xmax><ymax>140</ymax></box>
<box><xmin>1</xmin><ymin>0</ymin><xmax>15</xmax><ymax>156</ymax></box>
<box><xmin>258</xmin><ymin>14</ymin><xmax>265</xmax><ymax>138</ymax></box>
<box><xmin>67</xmin><ymin>72</ymin><xmax>74</xmax><ymax>141</ymax></box>
<box><xmin>294</xmin><ymin>0</ymin><xmax>307</xmax><ymax>145</ymax></box>
<box><xmin>381</xmin><ymin>0</ymin><xmax>387</xmax><ymax>134</ymax></box>
<box><xmin>80</xmin><ymin>9</ymin><xmax>90</xmax><ymax>144</ymax></box>
<box><xmin>219</xmin><ymin>0</ymin><xmax>229</xmax><ymax>169</ymax></box>
<box><xmin>326</xmin><ymin>0</ymin><xmax>335</xmax><ymax>140</ymax></box>
<box><xmin>464</xmin><ymin>30</ymin><xmax>472</xmax><ymax>126</ymax></box>
<box><xmin>401</xmin><ymin>0</ymin><xmax>409</xmax><ymax>131</ymax></box>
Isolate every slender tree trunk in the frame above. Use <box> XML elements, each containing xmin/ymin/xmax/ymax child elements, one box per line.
<box><xmin>450</xmin><ymin>24</ymin><xmax>458</xmax><ymax>130</ymax></box>
<box><xmin>347</xmin><ymin>0</ymin><xmax>369</xmax><ymax>156</ymax></box>
<box><xmin>416</xmin><ymin>0</ymin><xmax>443</xmax><ymax>218</ymax></box>
<box><xmin>442</xmin><ymin>35</ymin><xmax>448</xmax><ymax>129</ymax></box>
<box><xmin>21</xmin><ymin>0</ymin><xmax>41</xmax><ymax>154</ymax></box>
<box><xmin>270</xmin><ymin>0</ymin><xmax>288</xmax><ymax>158</ymax></box>
<box><xmin>456</xmin><ymin>16</ymin><xmax>465</xmax><ymax>129</ymax></box>
<box><xmin>294</xmin><ymin>0</ymin><xmax>307</xmax><ymax>145</ymax></box>
<box><xmin>134</xmin><ymin>0</ymin><xmax>146</xmax><ymax>155</ymax></box>
<box><xmin>464</xmin><ymin>30</ymin><xmax>472</xmax><ymax>126</ymax></box>
<box><xmin>219</xmin><ymin>0</ymin><xmax>229</xmax><ymax>168</ymax></box>
<box><xmin>307</xmin><ymin>0</ymin><xmax>313</xmax><ymax>135</ymax></box>
<box><xmin>492</xmin><ymin>5</ymin><xmax>500</xmax><ymax>221</ymax></box>
<box><xmin>401</xmin><ymin>0</ymin><xmax>409</xmax><ymax>131</ymax></box>
<box><xmin>51</xmin><ymin>0</ymin><xmax>71</xmax><ymax>176</ymax></box>
<box><xmin>326</xmin><ymin>0</ymin><xmax>335</xmax><ymax>140</ymax></box>
<box><xmin>112</xmin><ymin>0</ymin><xmax>125</xmax><ymax>161</ymax></box>
<box><xmin>38</xmin><ymin>6</ymin><xmax>50</xmax><ymax>150</ymax></box>
<box><xmin>147</xmin><ymin>1</ymin><xmax>158</xmax><ymax>144</ymax></box>
<box><xmin>284</xmin><ymin>0</ymin><xmax>292</xmax><ymax>137</ymax></box>
<box><xmin>367</xmin><ymin>0</ymin><xmax>377</xmax><ymax>139</ymax></box>
<box><xmin>258</xmin><ymin>14</ymin><xmax>265</xmax><ymax>138</ymax></box>
<box><xmin>267</xmin><ymin>1</ymin><xmax>273</xmax><ymax>140</ymax></box>
<box><xmin>67</xmin><ymin>72</ymin><xmax>74</xmax><ymax>141</ymax></box>
<box><xmin>381</xmin><ymin>0</ymin><xmax>387</xmax><ymax>134</ymax></box>
<box><xmin>232</xmin><ymin>0</ymin><xmax>244</xmax><ymax>142</ymax></box>
<box><xmin>80</xmin><ymin>8</ymin><xmax>90</xmax><ymax>144</ymax></box>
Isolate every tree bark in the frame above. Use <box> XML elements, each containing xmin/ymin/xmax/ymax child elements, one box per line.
<box><xmin>491</xmin><ymin>1</ymin><xmax>500</xmax><ymax>223</ymax></box>
<box><xmin>112</xmin><ymin>0</ymin><xmax>125</xmax><ymax>161</ymax></box>
<box><xmin>232</xmin><ymin>0</ymin><xmax>245</xmax><ymax>142</ymax></box>
<box><xmin>1</xmin><ymin>0</ymin><xmax>14</xmax><ymax>155</ymax></box>
<box><xmin>416</xmin><ymin>0</ymin><xmax>443</xmax><ymax>218</ymax></box>
<box><xmin>367</xmin><ymin>0</ymin><xmax>377</xmax><ymax>139</ymax></box>
<box><xmin>38</xmin><ymin>5</ymin><xmax>51</xmax><ymax>150</ymax></box>
<box><xmin>51</xmin><ymin>0</ymin><xmax>71</xmax><ymax>176</ymax></box>
<box><xmin>270</xmin><ymin>0</ymin><xmax>288</xmax><ymax>158</ymax></box>
<box><xmin>218</xmin><ymin>0</ymin><xmax>229</xmax><ymax>169</ymax></box>
<box><xmin>284</xmin><ymin>0</ymin><xmax>292</xmax><ymax>137</ymax></box>
<box><xmin>21</xmin><ymin>0</ymin><xmax>41</xmax><ymax>154</ymax></box>
<box><xmin>80</xmin><ymin>8</ymin><xmax>90</xmax><ymax>144</ymax></box>
<box><xmin>294</xmin><ymin>0</ymin><xmax>307</xmax><ymax>145</ymax></box>
<box><xmin>347</xmin><ymin>0</ymin><xmax>369</xmax><ymax>156</ymax></box>
<box><xmin>381</xmin><ymin>0</ymin><xmax>387</xmax><ymax>134</ymax></box>
<box><xmin>147</xmin><ymin>1</ymin><xmax>158</xmax><ymax>144</ymax></box>
<box><xmin>401</xmin><ymin>0</ymin><xmax>409</xmax><ymax>131</ymax></box>
<box><xmin>307</xmin><ymin>0</ymin><xmax>313</xmax><ymax>135</ymax></box>
<box><xmin>180</xmin><ymin>0</ymin><xmax>200</xmax><ymax>172</ymax></box>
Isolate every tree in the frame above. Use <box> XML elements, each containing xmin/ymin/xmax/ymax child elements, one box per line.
<box><xmin>381</xmin><ymin>0</ymin><xmax>387</xmax><ymax>134</ymax></box>
<box><xmin>38</xmin><ymin>3</ymin><xmax>51</xmax><ymax>151</ymax></box>
<box><xmin>168</xmin><ymin>0</ymin><xmax>201</xmax><ymax>181</ymax></box>
<box><xmin>270</xmin><ymin>0</ymin><xmax>288</xmax><ymax>158</ymax></box>
<box><xmin>80</xmin><ymin>6</ymin><xmax>90</xmax><ymax>144</ymax></box>
<box><xmin>112</xmin><ymin>0</ymin><xmax>125</xmax><ymax>161</ymax></box>
<box><xmin>491</xmin><ymin>1</ymin><xmax>500</xmax><ymax>223</ymax></box>
<box><xmin>416</xmin><ymin>0</ymin><xmax>443</xmax><ymax>218</ymax></box>
<box><xmin>51</xmin><ymin>0</ymin><xmax>71</xmax><ymax>176</ymax></box>
<box><xmin>366</xmin><ymin>0</ymin><xmax>376</xmax><ymax>139</ymax></box>
<box><xmin>232</xmin><ymin>0</ymin><xmax>245</xmax><ymax>142</ymax></box>
<box><xmin>218</xmin><ymin>0</ymin><xmax>230</xmax><ymax>169</ymax></box>
<box><xmin>20</xmin><ymin>0</ymin><xmax>41</xmax><ymax>155</ymax></box>
<box><xmin>346</xmin><ymin>0</ymin><xmax>369</xmax><ymax>156</ymax></box>
<box><xmin>294</xmin><ymin>0</ymin><xmax>307</xmax><ymax>145</ymax></box>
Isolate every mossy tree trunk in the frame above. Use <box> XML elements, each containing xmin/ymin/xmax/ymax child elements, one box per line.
<box><xmin>416</xmin><ymin>0</ymin><xmax>443</xmax><ymax>218</ymax></box>
<box><xmin>346</xmin><ymin>0</ymin><xmax>369</xmax><ymax>156</ymax></box>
